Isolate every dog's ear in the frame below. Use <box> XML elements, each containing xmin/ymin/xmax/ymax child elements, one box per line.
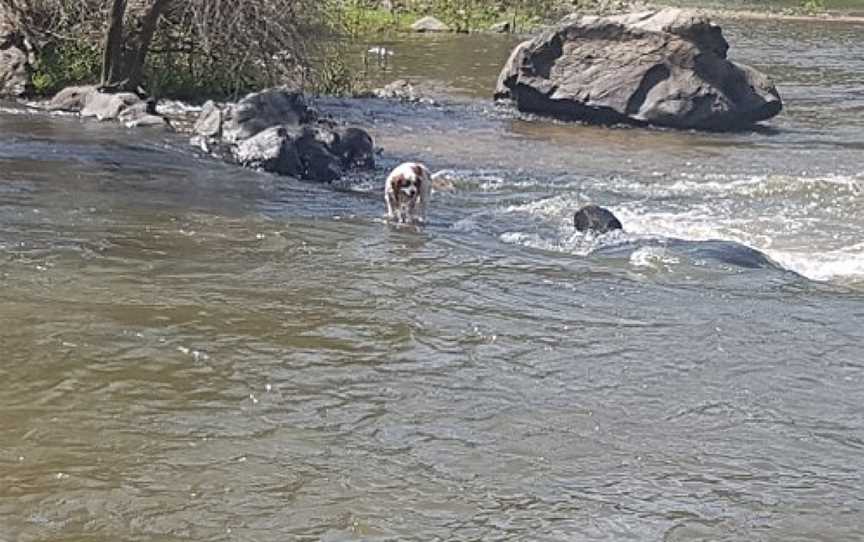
<box><xmin>389</xmin><ymin>173</ymin><xmax>403</xmax><ymax>190</ymax></box>
<box><xmin>411</xmin><ymin>164</ymin><xmax>425</xmax><ymax>178</ymax></box>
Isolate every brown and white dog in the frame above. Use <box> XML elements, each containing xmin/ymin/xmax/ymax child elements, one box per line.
<box><xmin>385</xmin><ymin>162</ymin><xmax>432</xmax><ymax>224</ymax></box>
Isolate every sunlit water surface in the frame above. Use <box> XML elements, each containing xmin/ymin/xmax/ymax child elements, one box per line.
<box><xmin>1</xmin><ymin>15</ymin><xmax>863</xmax><ymax>542</ymax></box>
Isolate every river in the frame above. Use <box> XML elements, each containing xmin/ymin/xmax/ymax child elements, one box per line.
<box><xmin>1</xmin><ymin>13</ymin><xmax>863</xmax><ymax>542</ymax></box>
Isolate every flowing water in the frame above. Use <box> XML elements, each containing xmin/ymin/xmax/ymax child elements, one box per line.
<box><xmin>2</xmin><ymin>15</ymin><xmax>864</xmax><ymax>542</ymax></box>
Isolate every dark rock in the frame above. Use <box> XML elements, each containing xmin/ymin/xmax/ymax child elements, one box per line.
<box><xmin>232</xmin><ymin>125</ymin><xmax>302</xmax><ymax>177</ymax></box>
<box><xmin>294</xmin><ymin>126</ymin><xmax>343</xmax><ymax>183</ymax></box>
<box><xmin>222</xmin><ymin>88</ymin><xmax>316</xmax><ymax>142</ymax></box>
<box><xmin>411</xmin><ymin>16</ymin><xmax>450</xmax><ymax>32</ymax></box>
<box><xmin>495</xmin><ymin>8</ymin><xmax>782</xmax><ymax>130</ymax></box>
<box><xmin>574</xmin><ymin>205</ymin><xmax>623</xmax><ymax>234</ymax></box>
<box><xmin>333</xmin><ymin>127</ymin><xmax>375</xmax><ymax>169</ymax></box>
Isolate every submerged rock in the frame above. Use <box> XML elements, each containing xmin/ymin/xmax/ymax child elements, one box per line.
<box><xmin>574</xmin><ymin>205</ymin><xmax>623</xmax><ymax>234</ymax></box>
<box><xmin>411</xmin><ymin>16</ymin><xmax>450</xmax><ymax>32</ymax></box>
<box><xmin>495</xmin><ymin>8</ymin><xmax>782</xmax><ymax>130</ymax></box>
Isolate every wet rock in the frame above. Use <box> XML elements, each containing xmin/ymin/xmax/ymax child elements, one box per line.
<box><xmin>334</xmin><ymin>127</ymin><xmax>375</xmax><ymax>169</ymax></box>
<box><xmin>232</xmin><ymin>125</ymin><xmax>302</xmax><ymax>177</ymax></box>
<box><xmin>193</xmin><ymin>100</ymin><xmax>223</xmax><ymax>138</ymax></box>
<box><xmin>574</xmin><ymin>205</ymin><xmax>623</xmax><ymax>234</ymax></box>
<box><xmin>294</xmin><ymin>126</ymin><xmax>344</xmax><ymax>183</ymax></box>
<box><xmin>490</xmin><ymin>21</ymin><xmax>511</xmax><ymax>33</ymax></box>
<box><xmin>495</xmin><ymin>8</ymin><xmax>783</xmax><ymax>130</ymax></box>
<box><xmin>0</xmin><ymin>8</ymin><xmax>34</xmax><ymax>97</ymax></box>
<box><xmin>222</xmin><ymin>88</ymin><xmax>316</xmax><ymax>143</ymax></box>
<box><xmin>411</xmin><ymin>16</ymin><xmax>450</xmax><ymax>32</ymax></box>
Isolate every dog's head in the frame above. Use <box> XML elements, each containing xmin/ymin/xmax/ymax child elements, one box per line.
<box><xmin>389</xmin><ymin>164</ymin><xmax>426</xmax><ymax>202</ymax></box>
<box><xmin>385</xmin><ymin>162</ymin><xmax>431</xmax><ymax>223</ymax></box>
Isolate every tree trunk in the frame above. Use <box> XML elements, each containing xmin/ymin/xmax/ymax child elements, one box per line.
<box><xmin>101</xmin><ymin>0</ymin><xmax>128</xmax><ymax>88</ymax></box>
<box><xmin>125</xmin><ymin>0</ymin><xmax>172</xmax><ymax>91</ymax></box>
<box><xmin>100</xmin><ymin>0</ymin><xmax>172</xmax><ymax>92</ymax></box>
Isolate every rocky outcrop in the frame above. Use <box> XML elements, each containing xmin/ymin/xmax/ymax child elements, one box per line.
<box><xmin>574</xmin><ymin>205</ymin><xmax>623</xmax><ymax>234</ymax></box>
<box><xmin>220</xmin><ymin>87</ymin><xmax>316</xmax><ymax>142</ymax></box>
<box><xmin>411</xmin><ymin>16</ymin><xmax>450</xmax><ymax>32</ymax></box>
<box><xmin>495</xmin><ymin>8</ymin><xmax>782</xmax><ymax>130</ymax></box>
<box><xmin>191</xmin><ymin>88</ymin><xmax>376</xmax><ymax>183</ymax></box>
<box><xmin>47</xmin><ymin>85</ymin><xmax>167</xmax><ymax>127</ymax></box>
<box><xmin>0</xmin><ymin>7</ymin><xmax>34</xmax><ymax>97</ymax></box>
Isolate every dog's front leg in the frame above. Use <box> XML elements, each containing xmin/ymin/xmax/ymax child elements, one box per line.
<box><xmin>385</xmin><ymin>191</ymin><xmax>399</xmax><ymax>221</ymax></box>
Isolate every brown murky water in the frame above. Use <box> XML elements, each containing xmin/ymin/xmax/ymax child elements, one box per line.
<box><xmin>2</xmin><ymin>15</ymin><xmax>864</xmax><ymax>542</ymax></box>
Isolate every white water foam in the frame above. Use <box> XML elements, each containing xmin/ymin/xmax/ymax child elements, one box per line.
<box><xmin>496</xmin><ymin>174</ymin><xmax>864</xmax><ymax>284</ymax></box>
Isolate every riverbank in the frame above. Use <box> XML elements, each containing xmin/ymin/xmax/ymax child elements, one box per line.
<box><xmin>344</xmin><ymin>0</ymin><xmax>864</xmax><ymax>36</ymax></box>
<box><xmin>701</xmin><ymin>7</ymin><xmax>864</xmax><ymax>23</ymax></box>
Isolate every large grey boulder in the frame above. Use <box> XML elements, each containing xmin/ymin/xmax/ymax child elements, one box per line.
<box><xmin>0</xmin><ymin>8</ymin><xmax>34</xmax><ymax>96</ymax></box>
<box><xmin>495</xmin><ymin>8</ymin><xmax>782</xmax><ymax>130</ymax></box>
